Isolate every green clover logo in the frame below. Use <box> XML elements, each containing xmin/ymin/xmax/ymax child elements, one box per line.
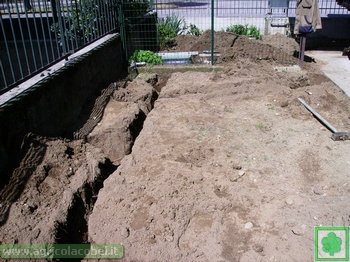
<box><xmin>322</xmin><ymin>232</ymin><xmax>342</xmax><ymax>256</ymax></box>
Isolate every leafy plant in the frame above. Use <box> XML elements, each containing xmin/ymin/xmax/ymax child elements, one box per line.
<box><xmin>248</xmin><ymin>25</ymin><xmax>262</xmax><ymax>39</ymax></box>
<box><xmin>158</xmin><ymin>14</ymin><xmax>187</xmax><ymax>48</ymax></box>
<box><xmin>226</xmin><ymin>24</ymin><xmax>249</xmax><ymax>35</ymax></box>
<box><xmin>129</xmin><ymin>50</ymin><xmax>163</xmax><ymax>65</ymax></box>
<box><xmin>255</xmin><ymin>123</ymin><xmax>263</xmax><ymax>129</ymax></box>
<box><xmin>226</xmin><ymin>23</ymin><xmax>262</xmax><ymax>39</ymax></box>
<box><xmin>52</xmin><ymin>0</ymin><xmax>151</xmax><ymax>47</ymax></box>
<box><xmin>187</xmin><ymin>24</ymin><xmax>202</xmax><ymax>36</ymax></box>
<box><xmin>158</xmin><ymin>24</ymin><xmax>176</xmax><ymax>49</ymax></box>
<box><xmin>51</xmin><ymin>0</ymin><xmax>104</xmax><ymax>46</ymax></box>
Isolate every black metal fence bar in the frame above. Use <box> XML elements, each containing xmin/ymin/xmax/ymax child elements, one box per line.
<box><xmin>0</xmin><ymin>0</ymin><xmax>119</xmax><ymax>94</ymax></box>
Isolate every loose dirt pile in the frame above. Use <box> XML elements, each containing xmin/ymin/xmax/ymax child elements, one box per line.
<box><xmin>0</xmin><ymin>79</ymin><xmax>158</xmax><ymax>248</ymax></box>
<box><xmin>166</xmin><ymin>31</ymin><xmax>300</xmax><ymax>65</ymax></box>
<box><xmin>1</xmin><ymin>33</ymin><xmax>350</xmax><ymax>262</ymax></box>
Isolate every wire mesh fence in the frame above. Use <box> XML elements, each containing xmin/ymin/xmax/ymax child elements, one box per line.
<box><xmin>153</xmin><ymin>0</ymin><xmax>349</xmax><ymax>31</ymax></box>
<box><xmin>124</xmin><ymin>0</ymin><xmax>349</xmax><ymax>61</ymax></box>
<box><xmin>120</xmin><ymin>0</ymin><xmax>158</xmax><ymax>58</ymax></box>
<box><xmin>1</xmin><ymin>0</ymin><xmax>350</xmax><ymax>93</ymax></box>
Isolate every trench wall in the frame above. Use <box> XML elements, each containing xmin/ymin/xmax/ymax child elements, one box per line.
<box><xmin>0</xmin><ymin>34</ymin><xmax>126</xmax><ymax>188</ymax></box>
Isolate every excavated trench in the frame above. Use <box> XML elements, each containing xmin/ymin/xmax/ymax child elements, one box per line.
<box><xmin>55</xmin><ymin>159</ymin><xmax>117</xmax><ymax>245</ymax></box>
<box><xmin>0</xmin><ymin>73</ymin><xmax>169</xmax><ymax>253</ymax></box>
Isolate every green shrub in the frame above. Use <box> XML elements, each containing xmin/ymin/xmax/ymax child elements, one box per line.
<box><xmin>129</xmin><ymin>50</ymin><xmax>163</xmax><ymax>65</ymax></box>
<box><xmin>248</xmin><ymin>25</ymin><xmax>262</xmax><ymax>40</ymax></box>
<box><xmin>187</xmin><ymin>24</ymin><xmax>202</xmax><ymax>36</ymax></box>
<box><xmin>226</xmin><ymin>24</ymin><xmax>249</xmax><ymax>35</ymax></box>
<box><xmin>226</xmin><ymin>24</ymin><xmax>261</xmax><ymax>39</ymax></box>
<box><xmin>158</xmin><ymin>14</ymin><xmax>187</xmax><ymax>48</ymax></box>
<box><xmin>158</xmin><ymin>23</ymin><xmax>177</xmax><ymax>49</ymax></box>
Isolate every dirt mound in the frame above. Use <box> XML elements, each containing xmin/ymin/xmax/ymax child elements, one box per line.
<box><xmin>219</xmin><ymin>35</ymin><xmax>299</xmax><ymax>65</ymax></box>
<box><xmin>167</xmin><ymin>31</ymin><xmax>300</xmax><ymax>65</ymax></box>
<box><xmin>172</xmin><ymin>31</ymin><xmax>239</xmax><ymax>53</ymax></box>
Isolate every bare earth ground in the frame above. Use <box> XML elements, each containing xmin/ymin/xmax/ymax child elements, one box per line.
<box><xmin>1</xmin><ymin>33</ymin><xmax>350</xmax><ymax>262</ymax></box>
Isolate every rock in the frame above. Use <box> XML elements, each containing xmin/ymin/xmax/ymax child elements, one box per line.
<box><xmin>313</xmin><ymin>186</ymin><xmax>326</xmax><ymax>195</ymax></box>
<box><xmin>292</xmin><ymin>224</ymin><xmax>306</xmax><ymax>236</ymax></box>
<box><xmin>252</xmin><ymin>243</ymin><xmax>264</xmax><ymax>253</ymax></box>
<box><xmin>289</xmin><ymin>76</ymin><xmax>310</xmax><ymax>89</ymax></box>
<box><xmin>229</xmin><ymin>176</ymin><xmax>239</xmax><ymax>182</ymax></box>
<box><xmin>281</xmin><ymin>234</ymin><xmax>288</xmax><ymax>241</ymax></box>
<box><xmin>73</xmin><ymin>159</ymin><xmax>81</xmax><ymax>167</ymax></box>
<box><xmin>232</xmin><ymin>164</ymin><xmax>242</xmax><ymax>170</ymax></box>
<box><xmin>285</xmin><ymin>197</ymin><xmax>293</xmax><ymax>205</ymax></box>
<box><xmin>121</xmin><ymin>227</ymin><xmax>130</xmax><ymax>238</ymax></box>
<box><xmin>149</xmin><ymin>235</ymin><xmax>156</xmax><ymax>244</ymax></box>
<box><xmin>238</xmin><ymin>170</ymin><xmax>245</xmax><ymax>177</ymax></box>
<box><xmin>165</xmin><ymin>235</ymin><xmax>174</xmax><ymax>242</ymax></box>
<box><xmin>280</xmin><ymin>101</ymin><xmax>289</xmax><ymax>107</ymax></box>
<box><xmin>245</xmin><ymin>222</ymin><xmax>254</xmax><ymax>229</ymax></box>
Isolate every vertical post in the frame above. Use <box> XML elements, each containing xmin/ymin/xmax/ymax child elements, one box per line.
<box><xmin>211</xmin><ymin>0</ymin><xmax>214</xmax><ymax>65</ymax></box>
<box><xmin>117</xmin><ymin>0</ymin><xmax>127</xmax><ymax>67</ymax></box>
<box><xmin>299</xmin><ymin>34</ymin><xmax>306</xmax><ymax>69</ymax></box>
<box><xmin>51</xmin><ymin>0</ymin><xmax>58</xmax><ymax>23</ymax></box>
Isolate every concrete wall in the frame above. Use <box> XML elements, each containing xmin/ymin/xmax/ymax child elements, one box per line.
<box><xmin>0</xmin><ymin>34</ymin><xmax>127</xmax><ymax>188</ymax></box>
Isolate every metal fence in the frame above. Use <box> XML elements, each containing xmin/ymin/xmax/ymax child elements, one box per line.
<box><xmin>1</xmin><ymin>0</ymin><xmax>350</xmax><ymax>94</ymax></box>
<box><xmin>126</xmin><ymin>0</ymin><xmax>349</xmax><ymax>55</ymax></box>
<box><xmin>0</xmin><ymin>0</ymin><xmax>119</xmax><ymax>94</ymax></box>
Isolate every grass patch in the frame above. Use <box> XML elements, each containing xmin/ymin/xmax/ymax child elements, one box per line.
<box><xmin>255</xmin><ymin>123</ymin><xmax>270</xmax><ymax>131</ymax></box>
<box><xmin>224</xmin><ymin>106</ymin><xmax>234</xmax><ymax>113</ymax></box>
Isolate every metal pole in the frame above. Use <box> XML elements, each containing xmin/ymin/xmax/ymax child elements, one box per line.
<box><xmin>211</xmin><ymin>0</ymin><xmax>214</xmax><ymax>65</ymax></box>
<box><xmin>299</xmin><ymin>34</ymin><xmax>306</xmax><ymax>69</ymax></box>
<box><xmin>117</xmin><ymin>0</ymin><xmax>127</xmax><ymax>66</ymax></box>
<box><xmin>0</xmin><ymin>11</ymin><xmax>16</xmax><ymax>85</ymax></box>
<box><xmin>298</xmin><ymin>98</ymin><xmax>338</xmax><ymax>133</ymax></box>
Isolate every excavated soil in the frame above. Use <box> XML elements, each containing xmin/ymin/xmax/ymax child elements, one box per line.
<box><xmin>1</xmin><ymin>33</ymin><xmax>350</xmax><ymax>262</ymax></box>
